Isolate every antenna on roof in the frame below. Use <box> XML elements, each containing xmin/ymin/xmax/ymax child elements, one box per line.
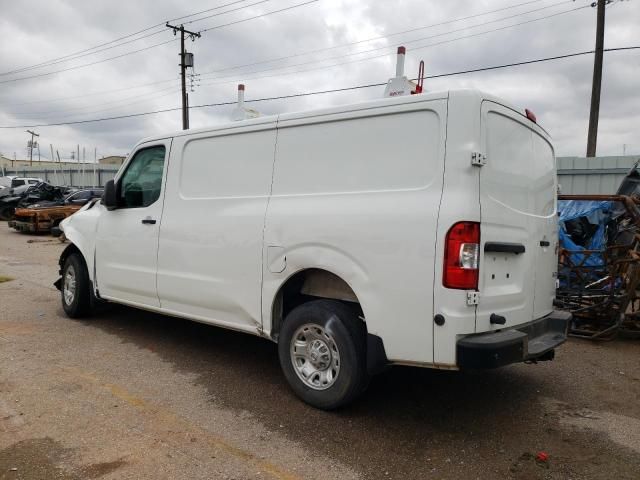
<box><xmin>383</xmin><ymin>46</ymin><xmax>425</xmax><ymax>98</ymax></box>
<box><xmin>231</xmin><ymin>84</ymin><xmax>261</xmax><ymax>121</ymax></box>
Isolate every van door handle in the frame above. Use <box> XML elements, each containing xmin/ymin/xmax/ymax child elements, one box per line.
<box><xmin>539</xmin><ymin>240</ymin><xmax>550</xmax><ymax>247</ymax></box>
<box><xmin>484</xmin><ymin>242</ymin><xmax>525</xmax><ymax>254</ymax></box>
<box><xmin>141</xmin><ymin>217</ymin><xmax>156</xmax><ymax>225</ymax></box>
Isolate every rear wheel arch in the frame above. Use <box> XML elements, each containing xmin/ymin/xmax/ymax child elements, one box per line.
<box><xmin>269</xmin><ymin>268</ymin><xmax>363</xmax><ymax>342</ymax></box>
<box><xmin>269</xmin><ymin>268</ymin><xmax>389</xmax><ymax>377</ymax></box>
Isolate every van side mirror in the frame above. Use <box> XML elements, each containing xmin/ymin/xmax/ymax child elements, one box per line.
<box><xmin>103</xmin><ymin>180</ymin><xmax>118</xmax><ymax>210</ymax></box>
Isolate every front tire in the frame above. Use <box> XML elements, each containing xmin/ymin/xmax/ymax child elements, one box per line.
<box><xmin>61</xmin><ymin>253</ymin><xmax>92</xmax><ymax>318</ymax></box>
<box><xmin>278</xmin><ymin>300</ymin><xmax>368</xmax><ymax>409</ymax></box>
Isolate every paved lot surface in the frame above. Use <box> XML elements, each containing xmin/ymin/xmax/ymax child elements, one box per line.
<box><xmin>1</xmin><ymin>225</ymin><xmax>640</xmax><ymax>479</ymax></box>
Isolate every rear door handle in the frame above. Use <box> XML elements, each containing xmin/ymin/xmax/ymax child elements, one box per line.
<box><xmin>540</xmin><ymin>240</ymin><xmax>550</xmax><ymax>247</ymax></box>
<box><xmin>484</xmin><ymin>242</ymin><xmax>525</xmax><ymax>254</ymax></box>
<box><xmin>141</xmin><ymin>217</ymin><xmax>156</xmax><ymax>225</ymax></box>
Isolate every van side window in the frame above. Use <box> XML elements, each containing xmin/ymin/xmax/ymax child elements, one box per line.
<box><xmin>119</xmin><ymin>146</ymin><xmax>166</xmax><ymax>208</ymax></box>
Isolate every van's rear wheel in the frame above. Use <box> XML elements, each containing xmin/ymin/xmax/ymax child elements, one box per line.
<box><xmin>61</xmin><ymin>253</ymin><xmax>92</xmax><ymax>318</ymax></box>
<box><xmin>278</xmin><ymin>300</ymin><xmax>368</xmax><ymax>409</ymax></box>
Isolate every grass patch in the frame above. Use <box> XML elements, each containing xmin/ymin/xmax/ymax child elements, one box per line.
<box><xmin>0</xmin><ymin>275</ymin><xmax>13</xmax><ymax>283</ymax></box>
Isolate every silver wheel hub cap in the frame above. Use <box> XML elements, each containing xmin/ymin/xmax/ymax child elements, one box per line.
<box><xmin>290</xmin><ymin>324</ymin><xmax>340</xmax><ymax>390</ymax></box>
<box><xmin>63</xmin><ymin>265</ymin><xmax>76</xmax><ymax>306</ymax></box>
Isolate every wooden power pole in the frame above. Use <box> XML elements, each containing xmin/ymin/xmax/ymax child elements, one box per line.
<box><xmin>26</xmin><ymin>129</ymin><xmax>39</xmax><ymax>166</ymax></box>
<box><xmin>166</xmin><ymin>23</ymin><xmax>201</xmax><ymax>130</ymax></box>
<box><xmin>586</xmin><ymin>0</ymin><xmax>607</xmax><ymax>157</ymax></box>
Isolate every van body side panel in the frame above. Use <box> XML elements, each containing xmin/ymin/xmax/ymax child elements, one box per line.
<box><xmin>263</xmin><ymin>100</ymin><xmax>448</xmax><ymax>364</ymax></box>
<box><xmin>476</xmin><ymin>102</ymin><xmax>557</xmax><ymax>333</ymax></box>
<box><xmin>156</xmin><ymin>122</ymin><xmax>277</xmax><ymax>331</ymax></box>
<box><xmin>432</xmin><ymin>91</ymin><xmax>482</xmax><ymax>367</ymax></box>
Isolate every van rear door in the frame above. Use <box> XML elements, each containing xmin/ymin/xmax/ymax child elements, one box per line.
<box><xmin>477</xmin><ymin>101</ymin><xmax>557</xmax><ymax>332</ymax></box>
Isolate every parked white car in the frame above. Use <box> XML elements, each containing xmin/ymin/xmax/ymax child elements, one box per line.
<box><xmin>0</xmin><ymin>176</ymin><xmax>44</xmax><ymax>198</ymax></box>
<box><xmin>56</xmin><ymin>89</ymin><xmax>570</xmax><ymax>409</ymax></box>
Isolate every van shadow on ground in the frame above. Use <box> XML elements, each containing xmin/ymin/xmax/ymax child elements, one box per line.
<box><xmin>78</xmin><ymin>304</ymin><xmax>640</xmax><ymax>480</ymax></box>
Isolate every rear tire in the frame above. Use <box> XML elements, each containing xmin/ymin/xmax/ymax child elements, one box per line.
<box><xmin>61</xmin><ymin>253</ymin><xmax>92</xmax><ymax>318</ymax></box>
<box><xmin>278</xmin><ymin>299</ymin><xmax>368</xmax><ymax>409</ymax></box>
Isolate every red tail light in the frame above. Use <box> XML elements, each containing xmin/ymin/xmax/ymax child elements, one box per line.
<box><xmin>443</xmin><ymin>221</ymin><xmax>480</xmax><ymax>290</ymax></box>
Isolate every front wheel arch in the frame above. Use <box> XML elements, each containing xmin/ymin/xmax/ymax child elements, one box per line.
<box><xmin>58</xmin><ymin>243</ymin><xmax>84</xmax><ymax>274</ymax></box>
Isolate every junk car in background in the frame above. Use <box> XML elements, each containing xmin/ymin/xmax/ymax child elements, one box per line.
<box><xmin>0</xmin><ymin>182</ymin><xmax>66</xmax><ymax>221</ymax></box>
<box><xmin>8</xmin><ymin>188</ymin><xmax>103</xmax><ymax>233</ymax></box>
<box><xmin>0</xmin><ymin>176</ymin><xmax>45</xmax><ymax>200</ymax></box>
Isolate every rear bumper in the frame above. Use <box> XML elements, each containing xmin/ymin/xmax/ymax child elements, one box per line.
<box><xmin>456</xmin><ymin>310</ymin><xmax>571</xmax><ymax>369</ymax></box>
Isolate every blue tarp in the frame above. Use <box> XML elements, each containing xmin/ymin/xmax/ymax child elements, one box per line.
<box><xmin>558</xmin><ymin>200</ymin><xmax>614</xmax><ymax>270</ymax></box>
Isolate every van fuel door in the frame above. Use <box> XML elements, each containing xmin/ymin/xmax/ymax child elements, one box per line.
<box><xmin>267</xmin><ymin>246</ymin><xmax>286</xmax><ymax>273</ymax></box>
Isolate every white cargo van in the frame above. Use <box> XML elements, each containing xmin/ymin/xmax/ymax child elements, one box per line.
<box><xmin>56</xmin><ymin>89</ymin><xmax>570</xmax><ymax>409</ymax></box>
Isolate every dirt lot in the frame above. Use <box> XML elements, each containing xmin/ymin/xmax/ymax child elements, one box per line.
<box><xmin>1</xmin><ymin>225</ymin><xmax>640</xmax><ymax>480</ymax></box>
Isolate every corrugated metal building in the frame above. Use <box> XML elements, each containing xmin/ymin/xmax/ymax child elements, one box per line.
<box><xmin>2</xmin><ymin>154</ymin><xmax>638</xmax><ymax>193</ymax></box>
<box><xmin>557</xmin><ymin>156</ymin><xmax>639</xmax><ymax>195</ymax></box>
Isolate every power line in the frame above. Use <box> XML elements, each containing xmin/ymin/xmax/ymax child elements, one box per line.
<box><xmin>1</xmin><ymin>46</ymin><xmax>637</xmax><ymax>129</ymax></box>
<box><xmin>194</xmin><ymin>3</ymin><xmax>588</xmax><ymax>87</ymax></box>
<box><xmin>0</xmin><ymin>0</ymin><xmax>543</xmax><ymax>79</ymax></box>
<box><xmin>0</xmin><ymin>0</ymin><xmax>590</xmax><ymax>120</ymax></box>
<box><xmin>0</xmin><ymin>0</ymin><xmax>620</xmax><ymax>121</ymax></box>
<box><xmin>193</xmin><ymin>1</ymin><xmax>583</xmax><ymax>82</ymax></box>
<box><xmin>0</xmin><ymin>0</ymin><xmax>563</xmax><ymax>107</ymax></box>
<box><xmin>5</xmin><ymin>0</ymin><xmax>276</xmax><ymax>79</ymax></box>
<box><xmin>8</xmin><ymin>84</ymin><xmax>181</xmax><ymax>118</ymax></box>
<box><xmin>197</xmin><ymin>0</ymin><xmax>557</xmax><ymax>78</ymax></box>
<box><xmin>0</xmin><ymin>39</ymin><xmax>178</xmax><ymax>85</ymax></box>
<box><xmin>200</xmin><ymin>0</ymin><xmax>320</xmax><ymax>32</ymax></box>
<box><xmin>0</xmin><ymin>0</ymin><xmax>252</xmax><ymax>77</ymax></box>
<box><xmin>43</xmin><ymin>89</ymin><xmax>181</xmax><ymax>121</ymax></box>
<box><xmin>183</xmin><ymin>0</ymin><xmax>275</xmax><ymax>26</ymax></box>
<box><xmin>168</xmin><ymin>0</ymin><xmax>250</xmax><ymax>24</ymax></box>
<box><xmin>0</xmin><ymin>78</ymin><xmax>180</xmax><ymax>108</ymax></box>
<box><xmin>0</xmin><ymin>0</ymin><xmax>319</xmax><ymax>85</ymax></box>
<box><xmin>0</xmin><ymin>27</ymin><xmax>167</xmax><ymax>78</ymax></box>
<box><xmin>0</xmin><ymin>29</ymin><xmax>169</xmax><ymax>78</ymax></box>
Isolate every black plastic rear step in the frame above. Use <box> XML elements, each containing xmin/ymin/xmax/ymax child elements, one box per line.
<box><xmin>457</xmin><ymin>310</ymin><xmax>571</xmax><ymax>369</ymax></box>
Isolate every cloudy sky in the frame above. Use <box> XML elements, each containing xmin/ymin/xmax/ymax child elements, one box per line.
<box><xmin>0</xmin><ymin>0</ymin><xmax>638</xmax><ymax>161</ymax></box>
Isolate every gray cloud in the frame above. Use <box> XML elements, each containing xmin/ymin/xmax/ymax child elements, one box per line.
<box><xmin>0</xmin><ymin>0</ymin><xmax>638</xmax><ymax>160</ymax></box>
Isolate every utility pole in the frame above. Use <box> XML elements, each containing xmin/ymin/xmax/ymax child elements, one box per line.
<box><xmin>586</xmin><ymin>0</ymin><xmax>609</xmax><ymax>157</ymax></box>
<box><xmin>26</xmin><ymin>129</ymin><xmax>39</xmax><ymax>166</ymax></box>
<box><xmin>166</xmin><ymin>23</ymin><xmax>201</xmax><ymax>130</ymax></box>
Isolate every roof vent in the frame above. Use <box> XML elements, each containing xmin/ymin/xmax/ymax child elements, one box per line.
<box><xmin>231</xmin><ymin>84</ymin><xmax>261</xmax><ymax>121</ymax></box>
<box><xmin>383</xmin><ymin>47</ymin><xmax>425</xmax><ymax>98</ymax></box>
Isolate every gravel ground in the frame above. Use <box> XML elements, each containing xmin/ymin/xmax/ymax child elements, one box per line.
<box><xmin>1</xmin><ymin>225</ymin><xmax>640</xmax><ymax>480</ymax></box>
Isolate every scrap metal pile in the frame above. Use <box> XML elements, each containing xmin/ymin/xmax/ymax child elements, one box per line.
<box><xmin>556</xmin><ymin>164</ymin><xmax>640</xmax><ymax>339</ymax></box>
<box><xmin>0</xmin><ymin>182</ymin><xmax>66</xmax><ymax>221</ymax></box>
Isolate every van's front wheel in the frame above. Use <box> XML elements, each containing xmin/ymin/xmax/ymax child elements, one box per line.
<box><xmin>278</xmin><ymin>300</ymin><xmax>368</xmax><ymax>409</ymax></box>
<box><xmin>61</xmin><ymin>253</ymin><xmax>92</xmax><ymax>318</ymax></box>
